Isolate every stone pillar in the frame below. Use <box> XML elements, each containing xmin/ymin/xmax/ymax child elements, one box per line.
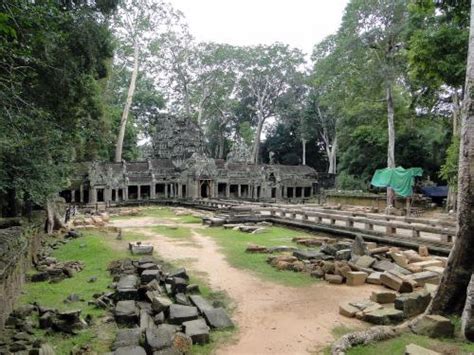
<box><xmin>226</xmin><ymin>184</ymin><xmax>230</xmax><ymax>198</ymax></box>
<box><xmin>71</xmin><ymin>190</ymin><xmax>75</xmax><ymax>203</ymax></box>
<box><xmin>150</xmin><ymin>182</ymin><xmax>156</xmax><ymax>199</ymax></box>
<box><xmin>124</xmin><ymin>187</ymin><xmax>128</xmax><ymax>201</ymax></box>
<box><xmin>79</xmin><ymin>184</ymin><xmax>84</xmax><ymax>203</ymax></box>
<box><xmin>238</xmin><ymin>185</ymin><xmax>241</xmax><ymax>198</ymax></box>
<box><xmin>165</xmin><ymin>184</ymin><xmax>169</xmax><ymax>198</ymax></box>
<box><xmin>137</xmin><ymin>185</ymin><xmax>141</xmax><ymax>200</ymax></box>
<box><xmin>90</xmin><ymin>188</ymin><xmax>97</xmax><ymax>204</ymax></box>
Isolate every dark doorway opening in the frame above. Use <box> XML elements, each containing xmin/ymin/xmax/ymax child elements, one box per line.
<box><xmin>287</xmin><ymin>187</ymin><xmax>294</xmax><ymax>198</ymax></box>
<box><xmin>156</xmin><ymin>183</ymin><xmax>165</xmax><ymax>197</ymax></box>
<box><xmin>304</xmin><ymin>187</ymin><xmax>311</xmax><ymax>197</ymax></box>
<box><xmin>230</xmin><ymin>184</ymin><xmax>238</xmax><ymax>198</ymax></box>
<box><xmin>60</xmin><ymin>190</ymin><xmax>72</xmax><ymax>203</ymax></box>
<box><xmin>218</xmin><ymin>183</ymin><xmax>227</xmax><ymax>198</ymax></box>
<box><xmin>128</xmin><ymin>185</ymin><xmax>138</xmax><ymax>200</ymax></box>
<box><xmin>200</xmin><ymin>180</ymin><xmax>211</xmax><ymax>198</ymax></box>
<box><xmin>257</xmin><ymin>186</ymin><xmax>262</xmax><ymax>199</ymax></box>
<box><xmin>295</xmin><ymin>187</ymin><xmax>302</xmax><ymax>198</ymax></box>
<box><xmin>241</xmin><ymin>184</ymin><xmax>249</xmax><ymax>198</ymax></box>
<box><xmin>271</xmin><ymin>187</ymin><xmax>276</xmax><ymax>198</ymax></box>
<box><xmin>141</xmin><ymin>185</ymin><xmax>150</xmax><ymax>199</ymax></box>
<box><xmin>97</xmin><ymin>188</ymin><xmax>104</xmax><ymax>202</ymax></box>
<box><xmin>181</xmin><ymin>185</ymin><xmax>187</xmax><ymax>198</ymax></box>
<box><xmin>118</xmin><ymin>189</ymin><xmax>123</xmax><ymax>201</ymax></box>
<box><xmin>112</xmin><ymin>189</ymin><xmax>116</xmax><ymax>201</ymax></box>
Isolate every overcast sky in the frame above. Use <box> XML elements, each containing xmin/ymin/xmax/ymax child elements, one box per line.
<box><xmin>168</xmin><ymin>0</ymin><xmax>349</xmax><ymax>57</ymax></box>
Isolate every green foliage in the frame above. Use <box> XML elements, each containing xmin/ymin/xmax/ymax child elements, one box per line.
<box><xmin>336</xmin><ymin>172</ymin><xmax>368</xmax><ymax>191</ymax></box>
<box><xmin>440</xmin><ymin>137</ymin><xmax>460</xmax><ymax>188</ymax></box>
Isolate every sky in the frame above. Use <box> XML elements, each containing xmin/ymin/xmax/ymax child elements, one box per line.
<box><xmin>168</xmin><ymin>0</ymin><xmax>349</xmax><ymax>57</ymax></box>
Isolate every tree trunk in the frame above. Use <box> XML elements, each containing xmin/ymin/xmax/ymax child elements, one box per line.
<box><xmin>115</xmin><ymin>41</ymin><xmax>139</xmax><ymax>163</ymax></box>
<box><xmin>386</xmin><ymin>84</ymin><xmax>396</xmax><ymax>206</ymax></box>
<box><xmin>44</xmin><ymin>198</ymin><xmax>67</xmax><ymax>235</ymax></box>
<box><xmin>302</xmin><ymin>139</ymin><xmax>307</xmax><ymax>165</ymax></box>
<box><xmin>447</xmin><ymin>91</ymin><xmax>462</xmax><ymax>211</ymax></box>
<box><xmin>429</xmin><ymin>2</ymin><xmax>474</xmax><ymax>315</ymax></box>
<box><xmin>328</xmin><ymin>136</ymin><xmax>338</xmax><ymax>174</ymax></box>
<box><xmin>252</xmin><ymin>117</ymin><xmax>264</xmax><ymax>164</ymax></box>
<box><xmin>218</xmin><ymin>130</ymin><xmax>225</xmax><ymax>159</ymax></box>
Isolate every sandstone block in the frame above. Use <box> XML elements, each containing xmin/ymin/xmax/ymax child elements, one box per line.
<box><xmin>346</xmin><ymin>271</ymin><xmax>368</xmax><ymax>286</ymax></box>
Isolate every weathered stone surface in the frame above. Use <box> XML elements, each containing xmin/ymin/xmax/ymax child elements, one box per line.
<box><xmin>355</xmin><ymin>255</ymin><xmax>376</xmax><ymax>269</ymax></box>
<box><xmin>169</xmin><ymin>268</ymin><xmax>189</xmax><ymax>281</ymax></box>
<box><xmin>394</xmin><ymin>290</ymin><xmax>431</xmax><ymax>317</ymax></box>
<box><xmin>140</xmin><ymin>309</ymin><xmax>156</xmax><ymax>329</ymax></box>
<box><xmin>363</xmin><ymin>307</ymin><xmax>404</xmax><ymax>325</ymax></box>
<box><xmin>405</xmin><ymin>344</ymin><xmax>440</xmax><ymax>355</ymax></box>
<box><xmin>320</xmin><ymin>244</ymin><xmax>338</xmax><ymax>256</ymax></box>
<box><xmin>170</xmin><ymin>277</ymin><xmax>188</xmax><ymax>294</ymax></box>
<box><xmin>141</xmin><ymin>270</ymin><xmax>160</xmax><ymax>284</ymax></box>
<box><xmin>346</xmin><ymin>271</ymin><xmax>368</xmax><ymax>286</ymax></box>
<box><xmin>373</xmin><ymin>260</ymin><xmax>411</xmax><ymax>275</ymax></box>
<box><xmin>114</xmin><ymin>301</ymin><xmax>138</xmax><ymax>324</ymax></box>
<box><xmin>339</xmin><ymin>303</ymin><xmax>359</xmax><ymax>318</ymax></box>
<box><xmin>145</xmin><ymin>325</ymin><xmax>177</xmax><ymax>352</ymax></box>
<box><xmin>172</xmin><ymin>332</ymin><xmax>192</xmax><ymax>354</ymax></box>
<box><xmin>423</xmin><ymin>266</ymin><xmax>444</xmax><ymax>275</ymax></box>
<box><xmin>293</xmin><ymin>250</ymin><xmax>323</xmax><ymax>261</ymax></box>
<box><xmin>183</xmin><ymin>318</ymin><xmax>210</xmax><ymax>344</ymax></box>
<box><xmin>408</xmin><ymin>271</ymin><xmax>441</xmax><ymax>286</ymax></box>
<box><xmin>175</xmin><ymin>293</ymin><xmax>190</xmax><ymax>306</ymax></box>
<box><xmin>268</xmin><ymin>246</ymin><xmax>297</xmax><ymax>253</ymax></box>
<box><xmin>380</xmin><ymin>272</ymin><xmax>413</xmax><ymax>293</ymax></box>
<box><xmin>189</xmin><ymin>295</ymin><xmax>213</xmax><ymax>313</ymax></box>
<box><xmin>203</xmin><ymin>308</ymin><xmax>234</xmax><ymax>329</ymax></box>
<box><xmin>114</xmin><ymin>346</ymin><xmax>146</xmax><ymax>355</ymax></box>
<box><xmin>130</xmin><ymin>243</ymin><xmax>154</xmax><ymax>255</ymax></box>
<box><xmin>325</xmin><ymin>274</ymin><xmax>343</xmax><ymax>284</ymax></box>
<box><xmin>370</xmin><ymin>291</ymin><xmax>397</xmax><ymax>304</ymax></box>
<box><xmin>335</xmin><ymin>249</ymin><xmax>351</xmax><ymax>261</ymax></box>
<box><xmin>116</xmin><ymin>275</ymin><xmax>139</xmax><ymax>300</ymax></box>
<box><xmin>351</xmin><ymin>235</ymin><xmax>369</xmax><ymax>257</ymax></box>
<box><xmin>168</xmin><ymin>305</ymin><xmax>199</xmax><ymax>325</ymax></box>
<box><xmin>462</xmin><ymin>274</ymin><xmax>474</xmax><ymax>341</ymax></box>
<box><xmin>410</xmin><ymin>314</ymin><xmax>454</xmax><ymax>338</ymax></box>
<box><xmin>367</xmin><ymin>272</ymin><xmax>382</xmax><ymax>285</ymax></box>
<box><xmin>410</xmin><ymin>260</ymin><xmax>444</xmax><ymax>270</ymax></box>
<box><xmin>151</xmin><ymin>295</ymin><xmax>173</xmax><ymax>313</ymax></box>
<box><xmin>112</xmin><ymin>329</ymin><xmax>142</xmax><ymax>350</ymax></box>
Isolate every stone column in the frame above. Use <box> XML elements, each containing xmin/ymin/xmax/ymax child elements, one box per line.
<box><xmin>165</xmin><ymin>184</ymin><xmax>169</xmax><ymax>198</ymax></box>
<box><xmin>238</xmin><ymin>185</ymin><xmax>241</xmax><ymax>198</ymax></box>
<box><xmin>150</xmin><ymin>182</ymin><xmax>156</xmax><ymax>200</ymax></box>
<box><xmin>226</xmin><ymin>184</ymin><xmax>230</xmax><ymax>198</ymax></box>
<box><xmin>137</xmin><ymin>185</ymin><xmax>141</xmax><ymax>200</ymax></box>
<box><xmin>90</xmin><ymin>188</ymin><xmax>97</xmax><ymax>204</ymax></box>
<box><xmin>79</xmin><ymin>184</ymin><xmax>84</xmax><ymax>203</ymax></box>
<box><xmin>71</xmin><ymin>190</ymin><xmax>75</xmax><ymax>203</ymax></box>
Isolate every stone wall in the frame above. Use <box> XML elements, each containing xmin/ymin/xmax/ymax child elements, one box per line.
<box><xmin>0</xmin><ymin>226</ymin><xmax>41</xmax><ymax>329</ymax></box>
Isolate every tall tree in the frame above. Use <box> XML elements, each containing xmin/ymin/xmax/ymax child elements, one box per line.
<box><xmin>429</xmin><ymin>0</ymin><xmax>474</xmax><ymax>315</ymax></box>
<box><xmin>236</xmin><ymin>44</ymin><xmax>305</xmax><ymax>163</ymax></box>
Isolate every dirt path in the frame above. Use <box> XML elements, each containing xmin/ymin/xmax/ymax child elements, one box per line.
<box><xmin>112</xmin><ymin>217</ymin><xmax>378</xmax><ymax>355</ymax></box>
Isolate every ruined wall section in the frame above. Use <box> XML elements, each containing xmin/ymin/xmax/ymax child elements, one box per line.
<box><xmin>0</xmin><ymin>226</ymin><xmax>41</xmax><ymax>329</ymax></box>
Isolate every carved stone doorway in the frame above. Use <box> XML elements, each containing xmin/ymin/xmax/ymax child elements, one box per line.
<box><xmin>200</xmin><ymin>180</ymin><xmax>212</xmax><ymax>198</ymax></box>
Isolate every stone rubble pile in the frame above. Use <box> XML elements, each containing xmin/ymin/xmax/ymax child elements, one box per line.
<box><xmin>29</xmin><ymin>234</ymin><xmax>85</xmax><ymax>283</ymax></box>
<box><xmin>95</xmin><ymin>257</ymin><xmax>234</xmax><ymax>354</ymax></box>
<box><xmin>72</xmin><ymin>211</ymin><xmax>111</xmax><ymax>228</ymax></box>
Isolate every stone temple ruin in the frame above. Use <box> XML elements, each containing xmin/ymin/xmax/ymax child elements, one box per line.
<box><xmin>62</xmin><ymin>116</ymin><xmax>334</xmax><ymax>205</ymax></box>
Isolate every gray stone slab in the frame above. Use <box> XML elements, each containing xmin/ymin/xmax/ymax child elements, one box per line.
<box><xmin>114</xmin><ymin>301</ymin><xmax>138</xmax><ymax>324</ymax></box>
<box><xmin>189</xmin><ymin>295</ymin><xmax>213</xmax><ymax>313</ymax></box>
<box><xmin>203</xmin><ymin>307</ymin><xmax>234</xmax><ymax>329</ymax></box>
<box><xmin>145</xmin><ymin>325</ymin><xmax>177</xmax><ymax>352</ymax></box>
<box><xmin>141</xmin><ymin>269</ymin><xmax>160</xmax><ymax>284</ymax></box>
<box><xmin>168</xmin><ymin>304</ymin><xmax>199</xmax><ymax>325</ymax></box>
<box><xmin>183</xmin><ymin>318</ymin><xmax>210</xmax><ymax>345</ymax></box>
<box><xmin>395</xmin><ymin>290</ymin><xmax>432</xmax><ymax>318</ymax></box>
<box><xmin>373</xmin><ymin>259</ymin><xmax>411</xmax><ymax>275</ymax></box>
<box><xmin>114</xmin><ymin>346</ymin><xmax>146</xmax><ymax>355</ymax></box>
<box><xmin>112</xmin><ymin>329</ymin><xmax>142</xmax><ymax>350</ymax></box>
<box><xmin>293</xmin><ymin>250</ymin><xmax>323</xmax><ymax>261</ymax></box>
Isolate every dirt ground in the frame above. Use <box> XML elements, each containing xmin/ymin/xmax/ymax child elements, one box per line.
<box><xmin>112</xmin><ymin>216</ymin><xmax>379</xmax><ymax>355</ymax></box>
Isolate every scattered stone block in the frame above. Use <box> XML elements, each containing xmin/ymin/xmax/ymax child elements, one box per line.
<box><xmin>293</xmin><ymin>249</ymin><xmax>323</xmax><ymax>261</ymax></box>
<box><xmin>405</xmin><ymin>344</ymin><xmax>440</xmax><ymax>355</ymax></box>
<box><xmin>373</xmin><ymin>260</ymin><xmax>411</xmax><ymax>275</ymax></box>
<box><xmin>112</xmin><ymin>329</ymin><xmax>142</xmax><ymax>350</ymax></box>
<box><xmin>367</xmin><ymin>272</ymin><xmax>382</xmax><ymax>285</ymax></box>
<box><xmin>355</xmin><ymin>255</ymin><xmax>376</xmax><ymax>269</ymax></box>
<box><xmin>346</xmin><ymin>271</ymin><xmax>368</xmax><ymax>286</ymax></box>
<box><xmin>351</xmin><ymin>235</ymin><xmax>369</xmax><ymax>257</ymax></box>
<box><xmin>380</xmin><ymin>272</ymin><xmax>413</xmax><ymax>293</ymax></box>
<box><xmin>320</xmin><ymin>243</ymin><xmax>338</xmax><ymax>256</ymax></box>
<box><xmin>140</xmin><ymin>269</ymin><xmax>160</xmax><ymax>284</ymax></box>
<box><xmin>116</xmin><ymin>275</ymin><xmax>139</xmax><ymax>300</ymax></box>
<box><xmin>408</xmin><ymin>271</ymin><xmax>440</xmax><ymax>286</ymax></box>
<box><xmin>410</xmin><ymin>260</ymin><xmax>444</xmax><ymax>270</ymax></box>
<box><xmin>325</xmin><ymin>274</ymin><xmax>343</xmax><ymax>284</ymax></box>
<box><xmin>268</xmin><ymin>246</ymin><xmax>297</xmax><ymax>253</ymax></box>
<box><xmin>151</xmin><ymin>295</ymin><xmax>173</xmax><ymax>313</ymax></box>
<box><xmin>168</xmin><ymin>305</ymin><xmax>199</xmax><ymax>325</ymax></box>
<box><xmin>335</xmin><ymin>249</ymin><xmax>351</xmax><ymax>261</ymax></box>
<box><xmin>370</xmin><ymin>291</ymin><xmax>397</xmax><ymax>304</ymax></box>
<box><xmin>140</xmin><ymin>310</ymin><xmax>156</xmax><ymax>329</ymax></box>
<box><xmin>172</xmin><ymin>332</ymin><xmax>193</xmax><ymax>354</ymax></box>
<box><xmin>424</xmin><ymin>266</ymin><xmax>444</xmax><ymax>275</ymax></box>
<box><xmin>418</xmin><ymin>245</ymin><xmax>429</xmax><ymax>257</ymax></box>
<box><xmin>203</xmin><ymin>308</ymin><xmax>234</xmax><ymax>329</ymax></box>
<box><xmin>395</xmin><ymin>290</ymin><xmax>432</xmax><ymax>317</ymax></box>
<box><xmin>114</xmin><ymin>301</ymin><xmax>138</xmax><ymax>325</ymax></box>
<box><xmin>183</xmin><ymin>318</ymin><xmax>210</xmax><ymax>344</ymax></box>
<box><xmin>129</xmin><ymin>242</ymin><xmax>153</xmax><ymax>255</ymax></box>
<box><xmin>169</xmin><ymin>268</ymin><xmax>189</xmax><ymax>281</ymax></box>
<box><xmin>145</xmin><ymin>325</ymin><xmax>177</xmax><ymax>352</ymax></box>
<box><xmin>339</xmin><ymin>303</ymin><xmax>359</xmax><ymax>318</ymax></box>
<box><xmin>175</xmin><ymin>293</ymin><xmax>190</xmax><ymax>306</ymax></box>
<box><xmin>189</xmin><ymin>295</ymin><xmax>213</xmax><ymax>313</ymax></box>
<box><xmin>363</xmin><ymin>307</ymin><xmax>404</xmax><ymax>325</ymax></box>
<box><xmin>410</xmin><ymin>314</ymin><xmax>454</xmax><ymax>338</ymax></box>
<box><xmin>246</xmin><ymin>244</ymin><xmax>268</xmax><ymax>253</ymax></box>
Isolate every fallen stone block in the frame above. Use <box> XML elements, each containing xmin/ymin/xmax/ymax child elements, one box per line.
<box><xmin>325</xmin><ymin>274</ymin><xmax>343</xmax><ymax>284</ymax></box>
<box><xmin>366</xmin><ymin>272</ymin><xmax>382</xmax><ymax>285</ymax></box>
<box><xmin>380</xmin><ymin>272</ymin><xmax>413</xmax><ymax>293</ymax></box>
<box><xmin>355</xmin><ymin>255</ymin><xmax>376</xmax><ymax>269</ymax></box>
<box><xmin>129</xmin><ymin>242</ymin><xmax>154</xmax><ymax>255</ymax></box>
<box><xmin>246</xmin><ymin>244</ymin><xmax>269</xmax><ymax>253</ymax></box>
<box><xmin>183</xmin><ymin>318</ymin><xmax>210</xmax><ymax>345</ymax></box>
<box><xmin>268</xmin><ymin>246</ymin><xmax>298</xmax><ymax>253</ymax></box>
<box><xmin>293</xmin><ymin>249</ymin><xmax>323</xmax><ymax>261</ymax></box>
<box><xmin>145</xmin><ymin>325</ymin><xmax>177</xmax><ymax>352</ymax></box>
<box><xmin>410</xmin><ymin>314</ymin><xmax>454</xmax><ymax>338</ymax></box>
<box><xmin>373</xmin><ymin>260</ymin><xmax>411</xmax><ymax>275</ymax></box>
<box><xmin>351</xmin><ymin>235</ymin><xmax>369</xmax><ymax>257</ymax></box>
<box><xmin>169</xmin><ymin>268</ymin><xmax>189</xmax><ymax>281</ymax></box>
<box><xmin>335</xmin><ymin>249</ymin><xmax>351</xmax><ymax>261</ymax></box>
<box><xmin>114</xmin><ymin>346</ymin><xmax>146</xmax><ymax>355</ymax></box>
<box><xmin>339</xmin><ymin>303</ymin><xmax>360</xmax><ymax>318</ymax></box>
<box><xmin>168</xmin><ymin>304</ymin><xmax>199</xmax><ymax>325</ymax></box>
<box><xmin>410</xmin><ymin>260</ymin><xmax>444</xmax><ymax>270</ymax></box>
<box><xmin>115</xmin><ymin>301</ymin><xmax>138</xmax><ymax>325</ymax></box>
<box><xmin>346</xmin><ymin>271</ymin><xmax>368</xmax><ymax>286</ymax></box>
<box><xmin>112</xmin><ymin>329</ymin><xmax>142</xmax><ymax>350</ymax></box>
<box><xmin>424</xmin><ymin>266</ymin><xmax>444</xmax><ymax>275</ymax></box>
<box><xmin>139</xmin><ymin>310</ymin><xmax>156</xmax><ymax>329</ymax></box>
<box><xmin>363</xmin><ymin>307</ymin><xmax>404</xmax><ymax>325</ymax></box>
<box><xmin>418</xmin><ymin>245</ymin><xmax>429</xmax><ymax>257</ymax></box>
<box><xmin>370</xmin><ymin>291</ymin><xmax>397</xmax><ymax>304</ymax></box>
<box><xmin>203</xmin><ymin>307</ymin><xmax>234</xmax><ymax>329</ymax></box>
<box><xmin>175</xmin><ymin>293</ymin><xmax>190</xmax><ymax>306</ymax></box>
<box><xmin>405</xmin><ymin>344</ymin><xmax>440</xmax><ymax>355</ymax></box>
<box><xmin>140</xmin><ymin>269</ymin><xmax>160</xmax><ymax>284</ymax></box>
<box><xmin>408</xmin><ymin>271</ymin><xmax>441</xmax><ymax>286</ymax></box>
<box><xmin>189</xmin><ymin>295</ymin><xmax>213</xmax><ymax>313</ymax></box>
<box><xmin>394</xmin><ymin>290</ymin><xmax>431</xmax><ymax>317</ymax></box>
<box><xmin>151</xmin><ymin>295</ymin><xmax>173</xmax><ymax>313</ymax></box>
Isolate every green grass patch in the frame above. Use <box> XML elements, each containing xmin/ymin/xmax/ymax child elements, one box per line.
<box><xmin>19</xmin><ymin>231</ymin><xmax>131</xmax><ymax>353</ymax></box>
<box><xmin>202</xmin><ymin>226</ymin><xmax>316</xmax><ymax>287</ymax></box>
<box><xmin>177</xmin><ymin>214</ymin><xmax>203</xmax><ymax>224</ymax></box>
<box><xmin>347</xmin><ymin>333</ymin><xmax>474</xmax><ymax>355</ymax></box>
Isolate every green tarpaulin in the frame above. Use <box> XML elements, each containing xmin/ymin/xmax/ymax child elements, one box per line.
<box><xmin>371</xmin><ymin>167</ymin><xmax>423</xmax><ymax>197</ymax></box>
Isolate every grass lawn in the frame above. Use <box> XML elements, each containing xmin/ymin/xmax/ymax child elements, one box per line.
<box><xmin>110</xmin><ymin>206</ymin><xmax>202</xmax><ymax>224</ymax></box>
<box><xmin>150</xmin><ymin>225</ymin><xmax>192</xmax><ymax>238</ymax></box>
<box><xmin>202</xmin><ymin>226</ymin><xmax>317</xmax><ymax>287</ymax></box>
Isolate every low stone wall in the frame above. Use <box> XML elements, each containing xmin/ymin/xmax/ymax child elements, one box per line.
<box><xmin>0</xmin><ymin>226</ymin><xmax>41</xmax><ymax>329</ymax></box>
